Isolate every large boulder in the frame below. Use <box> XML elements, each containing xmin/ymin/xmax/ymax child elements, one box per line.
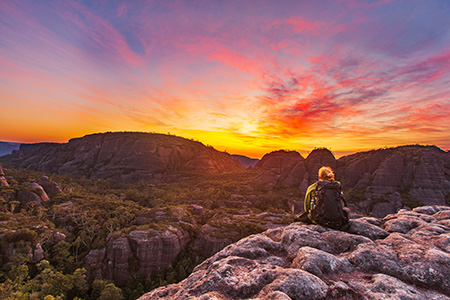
<box><xmin>17</xmin><ymin>182</ymin><xmax>50</xmax><ymax>206</ymax></box>
<box><xmin>138</xmin><ymin>206</ymin><xmax>450</xmax><ymax>299</ymax></box>
<box><xmin>38</xmin><ymin>176</ymin><xmax>63</xmax><ymax>195</ymax></box>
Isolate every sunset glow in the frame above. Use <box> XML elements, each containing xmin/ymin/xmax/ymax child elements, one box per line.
<box><xmin>1</xmin><ymin>0</ymin><xmax>450</xmax><ymax>158</ymax></box>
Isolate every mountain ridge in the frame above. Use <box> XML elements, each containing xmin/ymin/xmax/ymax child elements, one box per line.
<box><xmin>4</xmin><ymin>132</ymin><xmax>243</xmax><ymax>181</ymax></box>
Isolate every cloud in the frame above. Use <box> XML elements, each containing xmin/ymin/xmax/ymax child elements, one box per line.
<box><xmin>1</xmin><ymin>0</ymin><xmax>450</xmax><ymax>155</ymax></box>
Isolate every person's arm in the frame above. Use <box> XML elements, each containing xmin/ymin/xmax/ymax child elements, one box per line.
<box><xmin>304</xmin><ymin>183</ymin><xmax>316</xmax><ymax>212</ymax></box>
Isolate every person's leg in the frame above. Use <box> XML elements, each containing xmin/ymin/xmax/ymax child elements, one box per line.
<box><xmin>295</xmin><ymin>212</ymin><xmax>313</xmax><ymax>224</ymax></box>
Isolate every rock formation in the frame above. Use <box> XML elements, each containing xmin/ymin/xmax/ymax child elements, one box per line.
<box><xmin>0</xmin><ymin>165</ymin><xmax>8</xmax><ymax>187</ymax></box>
<box><xmin>85</xmin><ymin>226</ymin><xmax>191</xmax><ymax>286</ymax></box>
<box><xmin>16</xmin><ymin>181</ymin><xmax>50</xmax><ymax>206</ymax></box>
<box><xmin>252</xmin><ymin>150</ymin><xmax>304</xmax><ymax>191</ymax></box>
<box><xmin>38</xmin><ymin>176</ymin><xmax>63</xmax><ymax>195</ymax></box>
<box><xmin>337</xmin><ymin>145</ymin><xmax>450</xmax><ymax>217</ymax></box>
<box><xmin>7</xmin><ymin>132</ymin><xmax>242</xmax><ymax>181</ymax></box>
<box><xmin>138</xmin><ymin>205</ymin><xmax>450</xmax><ymax>300</ymax></box>
<box><xmin>253</xmin><ymin>145</ymin><xmax>450</xmax><ymax>217</ymax></box>
<box><xmin>253</xmin><ymin>148</ymin><xmax>336</xmax><ymax>193</ymax></box>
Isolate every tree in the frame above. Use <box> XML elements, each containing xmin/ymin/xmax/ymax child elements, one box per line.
<box><xmin>49</xmin><ymin>241</ymin><xmax>75</xmax><ymax>272</ymax></box>
<box><xmin>42</xmin><ymin>271</ymin><xmax>73</xmax><ymax>299</ymax></box>
<box><xmin>70</xmin><ymin>268</ymin><xmax>88</xmax><ymax>299</ymax></box>
<box><xmin>98</xmin><ymin>283</ymin><xmax>124</xmax><ymax>300</ymax></box>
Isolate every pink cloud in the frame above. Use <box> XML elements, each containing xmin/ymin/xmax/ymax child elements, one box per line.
<box><xmin>286</xmin><ymin>17</ymin><xmax>319</xmax><ymax>32</ymax></box>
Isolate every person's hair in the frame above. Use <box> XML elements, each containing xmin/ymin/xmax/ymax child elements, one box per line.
<box><xmin>318</xmin><ymin>166</ymin><xmax>335</xmax><ymax>181</ymax></box>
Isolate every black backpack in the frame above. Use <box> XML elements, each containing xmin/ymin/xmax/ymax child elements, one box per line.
<box><xmin>309</xmin><ymin>181</ymin><xmax>349</xmax><ymax>230</ymax></box>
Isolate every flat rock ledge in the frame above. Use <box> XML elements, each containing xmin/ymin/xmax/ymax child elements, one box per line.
<box><xmin>138</xmin><ymin>205</ymin><xmax>450</xmax><ymax>300</ymax></box>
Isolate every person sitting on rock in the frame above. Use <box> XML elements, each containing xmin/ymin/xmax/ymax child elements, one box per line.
<box><xmin>295</xmin><ymin>166</ymin><xmax>349</xmax><ymax>230</ymax></box>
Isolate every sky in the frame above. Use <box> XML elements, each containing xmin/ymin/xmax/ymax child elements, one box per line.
<box><xmin>1</xmin><ymin>0</ymin><xmax>450</xmax><ymax>158</ymax></box>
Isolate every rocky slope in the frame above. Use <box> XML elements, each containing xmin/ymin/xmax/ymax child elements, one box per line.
<box><xmin>139</xmin><ymin>205</ymin><xmax>450</xmax><ymax>300</ymax></box>
<box><xmin>5</xmin><ymin>132</ymin><xmax>242</xmax><ymax>181</ymax></box>
<box><xmin>254</xmin><ymin>145</ymin><xmax>450</xmax><ymax>217</ymax></box>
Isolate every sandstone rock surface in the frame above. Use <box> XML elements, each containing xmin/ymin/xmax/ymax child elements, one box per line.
<box><xmin>138</xmin><ymin>205</ymin><xmax>450</xmax><ymax>300</ymax></box>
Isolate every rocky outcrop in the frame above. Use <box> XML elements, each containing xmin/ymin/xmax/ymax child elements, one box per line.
<box><xmin>192</xmin><ymin>211</ymin><xmax>291</xmax><ymax>259</ymax></box>
<box><xmin>105</xmin><ymin>237</ymin><xmax>133</xmax><ymax>286</ymax></box>
<box><xmin>338</xmin><ymin>145</ymin><xmax>450</xmax><ymax>217</ymax></box>
<box><xmin>38</xmin><ymin>176</ymin><xmax>63</xmax><ymax>195</ymax></box>
<box><xmin>253</xmin><ymin>145</ymin><xmax>450</xmax><ymax>217</ymax></box>
<box><xmin>0</xmin><ymin>166</ymin><xmax>8</xmax><ymax>187</ymax></box>
<box><xmin>16</xmin><ymin>181</ymin><xmax>50</xmax><ymax>206</ymax></box>
<box><xmin>253</xmin><ymin>148</ymin><xmax>336</xmax><ymax>193</ymax></box>
<box><xmin>7</xmin><ymin>132</ymin><xmax>242</xmax><ymax>181</ymax></box>
<box><xmin>84</xmin><ymin>248</ymin><xmax>106</xmax><ymax>282</ymax></box>
<box><xmin>139</xmin><ymin>206</ymin><xmax>450</xmax><ymax>300</ymax></box>
<box><xmin>128</xmin><ymin>226</ymin><xmax>190</xmax><ymax>275</ymax></box>
<box><xmin>252</xmin><ymin>150</ymin><xmax>303</xmax><ymax>191</ymax></box>
<box><xmin>89</xmin><ymin>226</ymin><xmax>190</xmax><ymax>286</ymax></box>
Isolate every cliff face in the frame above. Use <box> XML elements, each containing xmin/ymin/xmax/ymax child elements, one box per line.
<box><xmin>254</xmin><ymin>145</ymin><xmax>450</xmax><ymax>217</ymax></box>
<box><xmin>139</xmin><ymin>205</ymin><xmax>450</xmax><ymax>300</ymax></box>
<box><xmin>7</xmin><ymin>132</ymin><xmax>242</xmax><ymax>181</ymax></box>
<box><xmin>87</xmin><ymin>226</ymin><xmax>191</xmax><ymax>286</ymax></box>
<box><xmin>337</xmin><ymin>145</ymin><xmax>450</xmax><ymax>217</ymax></box>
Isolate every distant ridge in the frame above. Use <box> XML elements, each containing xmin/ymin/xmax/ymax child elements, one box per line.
<box><xmin>0</xmin><ymin>141</ymin><xmax>21</xmax><ymax>156</ymax></box>
<box><xmin>231</xmin><ymin>154</ymin><xmax>259</xmax><ymax>168</ymax></box>
<box><xmin>5</xmin><ymin>132</ymin><xmax>243</xmax><ymax>181</ymax></box>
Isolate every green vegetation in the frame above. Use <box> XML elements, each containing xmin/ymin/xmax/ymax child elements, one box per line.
<box><xmin>0</xmin><ymin>167</ymin><xmax>293</xmax><ymax>299</ymax></box>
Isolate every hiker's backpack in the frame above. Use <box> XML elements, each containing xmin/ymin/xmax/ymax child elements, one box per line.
<box><xmin>309</xmin><ymin>181</ymin><xmax>349</xmax><ymax>230</ymax></box>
